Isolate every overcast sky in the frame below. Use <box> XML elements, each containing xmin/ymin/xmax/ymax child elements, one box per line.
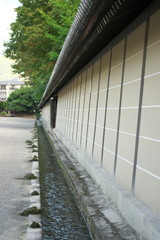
<box><xmin>0</xmin><ymin>0</ymin><xmax>20</xmax><ymax>55</ymax></box>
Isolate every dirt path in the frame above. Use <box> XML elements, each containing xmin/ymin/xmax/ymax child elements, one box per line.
<box><xmin>0</xmin><ymin>117</ymin><xmax>34</xmax><ymax>240</ymax></box>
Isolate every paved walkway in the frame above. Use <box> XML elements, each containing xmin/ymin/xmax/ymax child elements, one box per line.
<box><xmin>0</xmin><ymin>117</ymin><xmax>34</xmax><ymax>240</ymax></box>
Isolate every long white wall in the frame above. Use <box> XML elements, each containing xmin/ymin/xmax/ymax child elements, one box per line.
<box><xmin>41</xmin><ymin>9</ymin><xmax>160</xmax><ymax>221</ymax></box>
<box><xmin>53</xmin><ymin>9</ymin><xmax>160</xmax><ymax>216</ymax></box>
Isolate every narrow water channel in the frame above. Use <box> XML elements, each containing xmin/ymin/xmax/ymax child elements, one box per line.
<box><xmin>38</xmin><ymin>127</ymin><xmax>92</xmax><ymax>240</ymax></box>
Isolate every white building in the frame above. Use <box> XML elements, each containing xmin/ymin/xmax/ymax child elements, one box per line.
<box><xmin>0</xmin><ymin>80</ymin><xmax>24</xmax><ymax>101</ymax></box>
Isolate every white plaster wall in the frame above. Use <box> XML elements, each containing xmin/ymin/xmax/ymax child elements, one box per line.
<box><xmin>55</xmin><ymin>9</ymin><xmax>160</xmax><ymax>216</ymax></box>
<box><xmin>40</xmin><ymin>8</ymin><xmax>160</xmax><ymax>220</ymax></box>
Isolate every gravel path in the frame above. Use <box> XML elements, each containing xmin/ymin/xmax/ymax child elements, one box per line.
<box><xmin>0</xmin><ymin>117</ymin><xmax>34</xmax><ymax>240</ymax></box>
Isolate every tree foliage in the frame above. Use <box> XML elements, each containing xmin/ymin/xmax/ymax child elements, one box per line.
<box><xmin>4</xmin><ymin>0</ymin><xmax>80</xmax><ymax>101</ymax></box>
<box><xmin>0</xmin><ymin>101</ymin><xmax>7</xmax><ymax>111</ymax></box>
<box><xmin>7</xmin><ymin>87</ymin><xmax>38</xmax><ymax>113</ymax></box>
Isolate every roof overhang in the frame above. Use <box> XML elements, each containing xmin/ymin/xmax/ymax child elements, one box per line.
<box><xmin>39</xmin><ymin>0</ymin><xmax>153</xmax><ymax>108</ymax></box>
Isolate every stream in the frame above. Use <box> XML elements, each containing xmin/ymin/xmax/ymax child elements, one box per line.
<box><xmin>38</xmin><ymin>127</ymin><xmax>92</xmax><ymax>240</ymax></box>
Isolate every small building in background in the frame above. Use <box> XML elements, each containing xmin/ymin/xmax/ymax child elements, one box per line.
<box><xmin>0</xmin><ymin>79</ymin><xmax>25</xmax><ymax>101</ymax></box>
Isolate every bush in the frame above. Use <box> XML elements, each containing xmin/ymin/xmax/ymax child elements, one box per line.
<box><xmin>7</xmin><ymin>87</ymin><xmax>39</xmax><ymax>114</ymax></box>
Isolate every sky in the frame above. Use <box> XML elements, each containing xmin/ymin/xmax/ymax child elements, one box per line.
<box><xmin>0</xmin><ymin>0</ymin><xmax>20</xmax><ymax>55</ymax></box>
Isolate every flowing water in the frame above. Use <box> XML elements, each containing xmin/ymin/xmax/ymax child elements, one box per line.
<box><xmin>38</xmin><ymin>127</ymin><xmax>92</xmax><ymax>240</ymax></box>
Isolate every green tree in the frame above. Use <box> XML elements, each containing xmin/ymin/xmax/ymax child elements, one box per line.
<box><xmin>4</xmin><ymin>0</ymin><xmax>80</xmax><ymax>101</ymax></box>
<box><xmin>0</xmin><ymin>101</ymin><xmax>7</xmax><ymax>111</ymax></box>
<box><xmin>7</xmin><ymin>87</ymin><xmax>38</xmax><ymax>114</ymax></box>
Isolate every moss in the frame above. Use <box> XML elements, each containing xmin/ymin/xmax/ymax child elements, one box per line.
<box><xmin>26</xmin><ymin>140</ymin><xmax>33</xmax><ymax>145</ymax></box>
<box><xmin>28</xmin><ymin>144</ymin><xmax>38</xmax><ymax>149</ymax></box>
<box><xmin>20</xmin><ymin>206</ymin><xmax>41</xmax><ymax>216</ymax></box>
<box><xmin>30</xmin><ymin>221</ymin><xmax>41</xmax><ymax>228</ymax></box>
<box><xmin>32</xmin><ymin>144</ymin><xmax>38</xmax><ymax>149</ymax></box>
<box><xmin>29</xmin><ymin>155</ymin><xmax>38</xmax><ymax>162</ymax></box>
<box><xmin>31</xmin><ymin>191</ymin><xmax>39</xmax><ymax>196</ymax></box>
<box><xmin>32</xmin><ymin>149</ymin><xmax>38</xmax><ymax>153</ymax></box>
<box><xmin>24</xmin><ymin>173</ymin><xmax>37</xmax><ymax>180</ymax></box>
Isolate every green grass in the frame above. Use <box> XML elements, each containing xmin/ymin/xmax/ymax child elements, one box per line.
<box><xmin>30</xmin><ymin>221</ymin><xmax>41</xmax><ymax>228</ymax></box>
<box><xmin>20</xmin><ymin>206</ymin><xmax>41</xmax><ymax>216</ymax></box>
<box><xmin>24</xmin><ymin>173</ymin><xmax>37</xmax><ymax>180</ymax></box>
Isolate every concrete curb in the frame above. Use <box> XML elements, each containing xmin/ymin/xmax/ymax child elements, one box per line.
<box><xmin>27</xmin><ymin>130</ymin><xmax>42</xmax><ymax>240</ymax></box>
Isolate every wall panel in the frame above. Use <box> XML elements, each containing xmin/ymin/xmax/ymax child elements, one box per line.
<box><xmin>41</xmin><ymin>102</ymin><xmax>50</xmax><ymax>126</ymax></box>
<box><xmin>102</xmin><ymin>40</ymin><xmax>124</xmax><ymax>176</ymax></box>
<box><xmin>116</xmin><ymin>23</ymin><xmax>145</xmax><ymax>191</ymax></box>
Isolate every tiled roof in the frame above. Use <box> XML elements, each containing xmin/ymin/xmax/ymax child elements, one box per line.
<box><xmin>40</xmin><ymin>0</ymin><xmax>153</xmax><ymax>107</ymax></box>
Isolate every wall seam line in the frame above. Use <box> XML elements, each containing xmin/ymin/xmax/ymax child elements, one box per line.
<box><xmin>101</xmin><ymin>49</ymin><xmax>112</xmax><ymax>166</ymax></box>
<box><xmin>85</xmin><ymin>65</ymin><xmax>94</xmax><ymax>150</ymax></box>
<box><xmin>113</xmin><ymin>38</ymin><xmax>127</xmax><ymax>176</ymax></box>
<box><xmin>92</xmin><ymin>58</ymin><xmax>103</xmax><ymax>157</ymax></box>
<box><xmin>80</xmin><ymin>70</ymin><xmax>88</xmax><ymax>147</ymax></box>
<box><xmin>132</xmin><ymin>18</ymin><xmax>150</xmax><ymax>193</ymax></box>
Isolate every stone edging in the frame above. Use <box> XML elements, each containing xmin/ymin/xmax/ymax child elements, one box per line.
<box><xmin>27</xmin><ymin>127</ymin><xmax>42</xmax><ymax>240</ymax></box>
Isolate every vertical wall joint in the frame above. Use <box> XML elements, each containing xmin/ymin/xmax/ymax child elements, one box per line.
<box><xmin>114</xmin><ymin>37</ymin><xmax>127</xmax><ymax>176</ymax></box>
<box><xmin>132</xmin><ymin>18</ymin><xmax>150</xmax><ymax>193</ymax></box>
